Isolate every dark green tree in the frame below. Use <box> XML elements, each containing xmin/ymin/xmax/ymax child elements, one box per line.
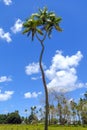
<box><xmin>23</xmin><ymin>7</ymin><xmax>62</xmax><ymax>130</ymax></box>
<box><xmin>7</xmin><ymin>111</ymin><xmax>22</xmax><ymax>124</ymax></box>
<box><xmin>0</xmin><ymin>114</ymin><xmax>7</xmax><ymax>124</ymax></box>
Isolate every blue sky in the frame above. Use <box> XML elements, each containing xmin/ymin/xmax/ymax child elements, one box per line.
<box><xmin>0</xmin><ymin>0</ymin><xmax>87</xmax><ymax>116</ymax></box>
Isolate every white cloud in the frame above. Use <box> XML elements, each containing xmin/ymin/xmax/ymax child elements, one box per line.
<box><xmin>3</xmin><ymin>0</ymin><xmax>12</xmax><ymax>6</ymax></box>
<box><xmin>25</xmin><ymin>51</ymin><xmax>86</xmax><ymax>93</ymax></box>
<box><xmin>31</xmin><ymin>76</ymin><xmax>41</xmax><ymax>80</ymax></box>
<box><xmin>38</xmin><ymin>91</ymin><xmax>42</xmax><ymax>95</ymax></box>
<box><xmin>85</xmin><ymin>83</ymin><xmax>87</xmax><ymax>87</ymax></box>
<box><xmin>31</xmin><ymin>77</ymin><xmax>39</xmax><ymax>80</ymax></box>
<box><xmin>46</xmin><ymin>50</ymin><xmax>82</xmax><ymax>79</ymax></box>
<box><xmin>0</xmin><ymin>76</ymin><xmax>12</xmax><ymax>83</ymax></box>
<box><xmin>0</xmin><ymin>90</ymin><xmax>14</xmax><ymax>101</ymax></box>
<box><xmin>45</xmin><ymin>50</ymin><xmax>84</xmax><ymax>93</ymax></box>
<box><xmin>11</xmin><ymin>19</ymin><xmax>23</xmax><ymax>33</ymax></box>
<box><xmin>25</xmin><ymin>62</ymin><xmax>40</xmax><ymax>75</ymax></box>
<box><xmin>0</xmin><ymin>28</ymin><xmax>12</xmax><ymax>43</ymax></box>
<box><xmin>24</xmin><ymin>91</ymin><xmax>42</xmax><ymax>99</ymax></box>
<box><xmin>25</xmin><ymin>62</ymin><xmax>46</xmax><ymax>76</ymax></box>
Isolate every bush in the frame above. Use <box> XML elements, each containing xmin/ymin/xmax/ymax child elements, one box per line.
<box><xmin>7</xmin><ymin>112</ymin><xmax>22</xmax><ymax>124</ymax></box>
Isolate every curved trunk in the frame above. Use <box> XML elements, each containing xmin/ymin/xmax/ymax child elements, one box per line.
<box><xmin>39</xmin><ymin>41</ymin><xmax>49</xmax><ymax>130</ymax></box>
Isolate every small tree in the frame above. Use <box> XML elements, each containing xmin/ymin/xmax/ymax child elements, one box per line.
<box><xmin>28</xmin><ymin>106</ymin><xmax>38</xmax><ymax>124</ymax></box>
<box><xmin>80</xmin><ymin>92</ymin><xmax>87</xmax><ymax>125</ymax></box>
<box><xmin>7</xmin><ymin>111</ymin><xmax>22</xmax><ymax>124</ymax></box>
<box><xmin>25</xmin><ymin>109</ymin><xmax>28</xmax><ymax>124</ymax></box>
<box><xmin>23</xmin><ymin>7</ymin><xmax>62</xmax><ymax>130</ymax></box>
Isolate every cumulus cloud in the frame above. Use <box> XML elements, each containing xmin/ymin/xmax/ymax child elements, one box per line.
<box><xmin>45</xmin><ymin>50</ymin><xmax>84</xmax><ymax>93</ymax></box>
<box><xmin>46</xmin><ymin>50</ymin><xmax>82</xmax><ymax>79</ymax></box>
<box><xmin>25</xmin><ymin>50</ymin><xmax>86</xmax><ymax>93</ymax></box>
<box><xmin>0</xmin><ymin>28</ymin><xmax>12</xmax><ymax>43</ymax></box>
<box><xmin>25</xmin><ymin>62</ymin><xmax>46</xmax><ymax>76</ymax></box>
<box><xmin>24</xmin><ymin>91</ymin><xmax>42</xmax><ymax>99</ymax></box>
<box><xmin>0</xmin><ymin>76</ymin><xmax>12</xmax><ymax>83</ymax></box>
<box><xmin>11</xmin><ymin>19</ymin><xmax>23</xmax><ymax>33</ymax></box>
<box><xmin>85</xmin><ymin>83</ymin><xmax>87</xmax><ymax>86</ymax></box>
<box><xmin>31</xmin><ymin>76</ymin><xmax>41</xmax><ymax>80</ymax></box>
<box><xmin>3</xmin><ymin>0</ymin><xmax>12</xmax><ymax>6</ymax></box>
<box><xmin>25</xmin><ymin>62</ymin><xmax>40</xmax><ymax>75</ymax></box>
<box><xmin>0</xmin><ymin>90</ymin><xmax>14</xmax><ymax>101</ymax></box>
<box><xmin>31</xmin><ymin>77</ymin><xmax>39</xmax><ymax>80</ymax></box>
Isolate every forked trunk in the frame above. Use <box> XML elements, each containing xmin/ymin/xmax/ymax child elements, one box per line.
<box><xmin>39</xmin><ymin>41</ymin><xmax>49</xmax><ymax>130</ymax></box>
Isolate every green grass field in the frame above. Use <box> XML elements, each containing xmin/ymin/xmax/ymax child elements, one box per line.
<box><xmin>0</xmin><ymin>125</ymin><xmax>87</xmax><ymax>130</ymax></box>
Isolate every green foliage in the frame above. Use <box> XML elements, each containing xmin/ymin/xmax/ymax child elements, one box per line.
<box><xmin>50</xmin><ymin>118</ymin><xmax>58</xmax><ymax>125</ymax></box>
<box><xmin>7</xmin><ymin>112</ymin><xmax>22</xmax><ymax>124</ymax></box>
<box><xmin>0</xmin><ymin>114</ymin><xmax>7</xmax><ymax>124</ymax></box>
<box><xmin>23</xmin><ymin>7</ymin><xmax>62</xmax><ymax>41</ymax></box>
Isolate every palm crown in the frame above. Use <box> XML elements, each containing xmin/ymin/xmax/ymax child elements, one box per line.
<box><xmin>23</xmin><ymin>7</ymin><xmax>62</xmax><ymax>41</ymax></box>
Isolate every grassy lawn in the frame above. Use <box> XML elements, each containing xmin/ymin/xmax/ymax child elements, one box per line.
<box><xmin>0</xmin><ymin>125</ymin><xmax>87</xmax><ymax>130</ymax></box>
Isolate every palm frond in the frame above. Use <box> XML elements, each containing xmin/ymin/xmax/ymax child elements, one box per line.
<box><xmin>36</xmin><ymin>29</ymin><xmax>43</xmax><ymax>35</ymax></box>
<box><xmin>48</xmin><ymin>27</ymin><xmax>53</xmax><ymax>38</ymax></box>
<box><xmin>55</xmin><ymin>17</ymin><xmax>62</xmax><ymax>23</ymax></box>
<box><xmin>27</xmin><ymin>31</ymin><xmax>31</xmax><ymax>37</ymax></box>
<box><xmin>55</xmin><ymin>25</ymin><xmax>62</xmax><ymax>32</ymax></box>
<box><xmin>22</xmin><ymin>28</ymin><xmax>30</xmax><ymax>34</ymax></box>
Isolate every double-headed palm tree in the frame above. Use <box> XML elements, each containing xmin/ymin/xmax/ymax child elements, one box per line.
<box><xmin>23</xmin><ymin>7</ymin><xmax>62</xmax><ymax>130</ymax></box>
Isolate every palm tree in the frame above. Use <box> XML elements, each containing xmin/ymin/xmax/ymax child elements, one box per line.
<box><xmin>49</xmin><ymin>105</ymin><xmax>53</xmax><ymax>124</ymax></box>
<box><xmin>25</xmin><ymin>109</ymin><xmax>28</xmax><ymax>123</ymax></box>
<box><xmin>84</xmin><ymin>91</ymin><xmax>87</xmax><ymax>100</ymax></box>
<box><xmin>31</xmin><ymin>106</ymin><xmax>36</xmax><ymax>115</ymax></box>
<box><xmin>23</xmin><ymin>7</ymin><xmax>62</xmax><ymax>130</ymax></box>
<box><xmin>70</xmin><ymin>100</ymin><xmax>77</xmax><ymax>124</ymax></box>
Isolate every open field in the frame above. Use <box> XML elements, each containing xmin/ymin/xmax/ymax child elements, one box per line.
<box><xmin>0</xmin><ymin>125</ymin><xmax>87</xmax><ymax>130</ymax></box>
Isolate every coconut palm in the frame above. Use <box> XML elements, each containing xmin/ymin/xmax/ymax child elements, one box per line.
<box><xmin>23</xmin><ymin>7</ymin><xmax>62</xmax><ymax>130</ymax></box>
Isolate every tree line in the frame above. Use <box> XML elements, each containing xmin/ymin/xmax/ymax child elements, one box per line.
<box><xmin>0</xmin><ymin>91</ymin><xmax>87</xmax><ymax>125</ymax></box>
<box><xmin>0</xmin><ymin>111</ymin><xmax>21</xmax><ymax>124</ymax></box>
<box><xmin>47</xmin><ymin>91</ymin><xmax>87</xmax><ymax>125</ymax></box>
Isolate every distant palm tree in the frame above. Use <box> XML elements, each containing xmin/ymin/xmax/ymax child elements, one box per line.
<box><xmin>31</xmin><ymin>106</ymin><xmax>36</xmax><ymax>115</ymax></box>
<box><xmin>25</xmin><ymin>109</ymin><xmax>28</xmax><ymax>117</ymax></box>
<box><xmin>25</xmin><ymin>109</ymin><xmax>28</xmax><ymax>124</ymax></box>
<box><xmin>23</xmin><ymin>7</ymin><xmax>62</xmax><ymax>130</ymax></box>
<box><xmin>70</xmin><ymin>100</ymin><xmax>77</xmax><ymax>124</ymax></box>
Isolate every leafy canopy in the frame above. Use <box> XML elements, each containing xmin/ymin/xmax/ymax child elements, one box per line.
<box><xmin>23</xmin><ymin>7</ymin><xmax>62</xmax><ymax>41</ymax></box>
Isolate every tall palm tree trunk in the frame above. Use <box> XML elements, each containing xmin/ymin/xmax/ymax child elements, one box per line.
<box><xmin>39</xmin><ymin>40</ymin><xmax>49</xmax><ymax>130</ymax></box>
